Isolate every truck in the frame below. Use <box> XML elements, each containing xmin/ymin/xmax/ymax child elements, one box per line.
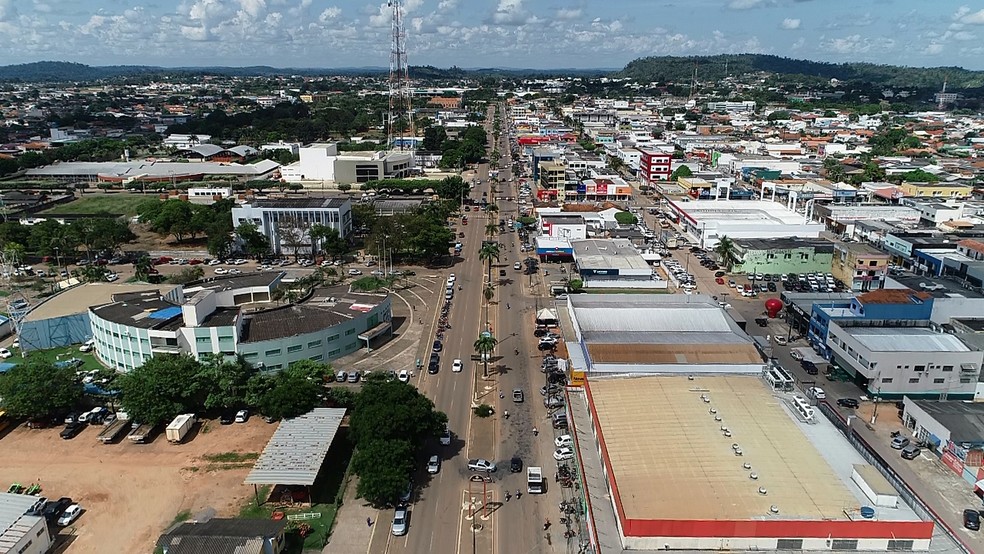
<box><xmin>165</xmin><ymin>413</ymin><xmax>197</xmax><ymax>444</ymax></box>
<box><xmin>127</xmin><ymin>422</ymin><xmax>156</xmax><ymax>444</ymax></box>
<box><xmin>97</xmin><ymin>416</ymin><xmax>131</xmax><ymax>444</ymax></box>
<box><xmin>527</xmin><ymin>466</ymin><xmax>545</xmax><ymax>494</ymax></box>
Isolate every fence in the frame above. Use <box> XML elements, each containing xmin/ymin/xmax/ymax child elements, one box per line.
<box><xmin>816</xmin><ymin>401</ymin><xmax>972</xmax><ymax>554</ymax></box>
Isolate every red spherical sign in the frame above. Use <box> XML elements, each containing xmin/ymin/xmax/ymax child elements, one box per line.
<box><xmin>764</xmin><ymin>298</ymin><xmax>784</xmax><ymax>318</ymax></box>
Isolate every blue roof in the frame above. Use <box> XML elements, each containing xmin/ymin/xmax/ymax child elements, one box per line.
<box><xmin>149</xmin><ymin>307</ymin><xmax>182</xmax><ymax>320</ymax></box>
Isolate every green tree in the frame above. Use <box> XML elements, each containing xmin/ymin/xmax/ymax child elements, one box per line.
<box><xmin>198</xmin><ymin>355</ymin><xmax>257</xmax><ymax>410</ymax></box>
<box><xmin>310</xmin><ymin>224</ymin><xmax>347</xmax><ymax>260</ymax></box>
<box><xmin>168</xmin><ymin>266</ymin><xmax>205</xmax><ymax>284</ymax></box>
<box><xmin>474</xmin><ymin>333</ymin><xmax>498</xmax><ymax>378</ymax></box>
<box><xmin>28</xmin><ymin>220</ymin><xmax>78</xmax><ymax>258</ymax></box>
<box><xmin>352</xmin><ymin>438</ymin><xmax>414</xmax><ymax>506</ymax></box>
<box><xmin>117</xmin><ymin>355</ymin><xmax>205</xmax><ymax>425</ymax></box>
<box><xmin>568</xmin><ymin>278</ymin><xmax>584</xmax><ymax>292</ymax></box>
<box><xmin>670</xmin><ymin>165</ymin><xmax>693</xmax><ymax>181</ymax></box>
<box><xmin>349</xmin><ymin>379</ymin><xmax>447</xmax><ymax>448</ymax></box>
<box><xmin>0</xmin><ymin>359</ymin><xmax>83</xmax><ymax>420</ymax></box>
<box><xmin>252</xmin><ymin>365</ymin><xmax>325</xmax><ymax>420</ymax></box>
<box><xmin>236</xmin><ymin>222</ymin><xmax>270</xmax><ymax>259</ymax></box>
<box><xmin>133</xmin><ymin>255</ymin><xmax>153</xmax><ymax>282</ymax></box>
<box><xmin>823</xmin><ymin>157</ymin><xmax>846</xmax><ymax>183</ymax></box>
<box><xmin>614</xmin><ymin>211</ymin><xmax>637</xmax><ymax>225</ymax></box>
<box><xmin>337</xmin><ymin>183</ymin><xmax>352</xmax><ymax>192</ymax></box>
<box><xmin>478</xmin><ymin>241</ymin><xmax>500</xmax><ymax>283</ymax></box>
<box><xmin>714</xmin><ymin>235</ymin><xmax>737</xmax><ymax>271</ymax></box>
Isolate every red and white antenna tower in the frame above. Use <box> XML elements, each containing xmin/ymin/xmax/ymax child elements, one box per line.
<box><xmin>387</xmin><ymin>0</ymin><xmax>414</xmax><ymax>153</ymax></box>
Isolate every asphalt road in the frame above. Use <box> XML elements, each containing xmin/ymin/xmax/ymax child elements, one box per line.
<box><xmin>370</xmin><ymin>104</ymin><xmax>556</xmax><ymax>554</ymax></box>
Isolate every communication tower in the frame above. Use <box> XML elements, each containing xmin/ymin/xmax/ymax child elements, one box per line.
<box><xmin>387</xmin><ymin>0</ymin><xmax>415</xmax><ymax>154</ymax></box>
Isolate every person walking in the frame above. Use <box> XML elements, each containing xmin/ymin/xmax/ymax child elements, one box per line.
<box><xmin>505</xmin><ymin>491</ymin><xmax>511</xmax><ymax>502</ymax></box>
<box><xmin>544</xmin><ymin>518</ymin><xmax>551</xmax><ymax>531</ymax></box>
<box><xmin>503</xmin><ymin>410</ymin><xmax>510</xmax><ymax>420</ymax></box>
<box><xmin>367</xmin><ymin>517</ymin><xmax>373</xmax><ymax>527</ymax></box>
<box><xmin>533</xmin><ymin>426</ymin><xmax>539</xmax><ymax>437</ymax></box>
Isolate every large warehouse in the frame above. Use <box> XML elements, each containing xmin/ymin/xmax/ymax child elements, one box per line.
<box><xmin>565</xmin><ymin>294</ymin><xmax>762</xmax><ymax>373</ymax></box>
<box><xmin>578</xmin><ymin>375</ymin><xmax>934</xmax><ymax>551</ymax></box>
<box><xmin>668</xmin><ymin>199</ymin><xmax>824</xmax><ymax>249</ymax></box>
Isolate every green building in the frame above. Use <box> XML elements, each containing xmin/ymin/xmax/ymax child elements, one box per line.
<box><xmin>731</xmin><ymin>237</ymin><xmax>834</xmax><ymax>275</ymax></box>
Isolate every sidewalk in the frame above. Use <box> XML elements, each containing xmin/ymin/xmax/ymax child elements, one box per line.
<box><xmin>322</xmin><ymin>475</ymin><xmax>378</xmax><ymax>554</ymax></box>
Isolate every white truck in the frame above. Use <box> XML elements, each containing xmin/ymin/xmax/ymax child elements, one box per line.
<box><xmin>165</xmin><ymin>413</ymin><xmax>197</xmax><ymax>444</ymax></box>
<box><xmin>527</xmin><ymin>466</ymin><xmax>545</xmax><ymax>494</ymax></box>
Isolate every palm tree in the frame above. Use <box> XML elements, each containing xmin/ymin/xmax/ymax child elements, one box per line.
<box><xmin>478</xmin><ymin>242</ymin><xmax>500</xmax><ymax>284</ymax></box>
<box><xmin>483</xmin><ymin>203</ymin><xmax>499</xmax><ymax>219</ymax></box>
<box><xmin>484</xmin><ymin>223</ymin><xmax>498</xmax><ymax>239</ymax></box>
<box><xmin>483</xmin><ymin>282</ymin><xmax>496</xmax><ymax>323</ymax></box>
<box><xmin>474</xmin><ymin>334</ymin><xmax>498</xmax><ymax>379</ymax></box>
<box><xmin>714</xmin><ymin>235</ymin><xmax>737</xmax><ymax>271</ymax></box>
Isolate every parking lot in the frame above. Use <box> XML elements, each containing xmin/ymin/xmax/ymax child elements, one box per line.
<box><xmin>0</xmin><ymin>409</ymin><xmax>275</xmax><ymax>553</ymax></box>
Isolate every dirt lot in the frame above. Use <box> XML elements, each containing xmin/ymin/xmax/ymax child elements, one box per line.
<box><xmin>0</xmin><ymin>417</ymin><xmax>275</xmax><ymax>554</ymax></box>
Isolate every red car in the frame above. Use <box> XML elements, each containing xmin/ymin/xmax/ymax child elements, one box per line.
<box><xmin>715</xmin><ymin>277</ymin><xmax>725</xmax><ymax>285</ymax></box>
<box><xmin>189</xmin><ymin>259</ymin><xmax>203</xmax><ymax>265</ymax></box>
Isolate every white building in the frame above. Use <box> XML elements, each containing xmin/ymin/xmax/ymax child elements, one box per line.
<box><xmin>260</xmin><ymin>141</ymin><xmax>302</xmax><ymax>156</ymax></box>
<box><xmin>280</xmin><ymin>143</ymin><xmax>338</xmax><ymax>182</ymax></box>
<box><xmin>826</xmin><ymin>322</ymin><xmax>983</xmax><ymax>399</ymax></box>
<box><xmin>280</xmin><ymin>143</ymin><xmax>415</xmax><ymax>185</ymax></box>
<box><xmin>540</xmin><ymin>215</ymin><xmax>588</xmax><ymax>240</ymax></box>
<box><xmin>232</xmin><ymin>196</ymin><xmax>353</xmax><ymax>255</ymax></box>
<box><xmin>163</xmin><ymin>134</ymin><xmax>212</xmax><ymax>149</ymax></box>
<box><xmin>0</xmin><ymin>492</ymin><xmax>52</xmax><ymax>554</ymax></box>
<box><xmin>669</xmin><ymin>199</ymin><xmax>824</xmax><ymax>249</ymax></box>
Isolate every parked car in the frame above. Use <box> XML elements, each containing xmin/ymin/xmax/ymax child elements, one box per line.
<box><xmin>790</xmin><ymin>350</ymin><xmax>804</xmax><ymax>361</ymax></box>
<box><xmin>553</xmin><ymin>447</ymin><xmax>575</xmax><ymax>461</ymax></box>
<box><xmin>0</xmin><ymin>348</ymin><xmax>11</xmax><ymax>359</ymax></box>
<box><xmin>512</xmin><ymin>389</ymin><xmax>524</xmax><ymax>403</ymax></box>
<box><xmin>60</xmin><ymin>422</ymin><xmax>85</xmax><ymax>440</ymax></box>
<box><xmin>555</xmin><ymin>435</ymin><xmax>573</xmax><ymax>448</ymax></box>
<box><xmin>57</xmin><ymin>504</ymin><xmax>83</xmax><ymax>526</ymax></box>
<box><xmin>219</xmin><ymin>410</ymin><xmax>236</xmax><ymax>425</ymax></box>
<box><xmin>901</xmin><ymin>445</ymin><xmax>921</xmax><ymax>460</ymax></box>
<box><xmin>467</xmin><ymin>458</ymin><xmax>497</xmax><ymax>473</ymax></box>
<box><xmin>391</xmin><ymin>507</ymin><xmax>409</xmax><ymax>536</ymax></box>
<box><xmin>42</xmin><ymin>497</ymin><xmax>73</xmax><ymax>521</ymax></box>
<box><xmin>891</xmin><ymin>436</ymin><xmax>910</xmax><ymax>450</ymax></box>
<box><xmin>234</xmin><ymin>409</ymin><xmax>249</xmax><ymax>423</ymax></box>
<box><xmin>347</xmin><ymin>371</ymin><xmax>360</xmax><ymax>383</ymax></box>
<box><xmin>398</xmin><ymin>370</ymin><xmax>410</xmax><ymax>383</ymax></box>
<box><xmin>426</xmin><ymin>455</ymin><xmax>440</xmax><ymax>474</ymax></box>
<box><xmin>335</xmin><ymin>371</ymin><xmax>348</xmax><ymax>383</ymax></box>
<box><xmin>807</xmin><ymin>386</ymin><xmax>826</xmax><ymax>400</ymax></box>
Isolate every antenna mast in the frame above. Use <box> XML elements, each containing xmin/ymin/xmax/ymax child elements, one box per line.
<box><xmin>387</xmin><ymin>0</ymin><xmax>414</xmax><ymax>154</ymax></box>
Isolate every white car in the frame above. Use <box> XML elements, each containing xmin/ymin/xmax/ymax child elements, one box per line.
<box><xmin>79</xmin><ymin>339</ymin><xmax>95</xmax><ymax>352</ymax></box>
<box><xmin>774</xmin><ymin>336</ymin><xmax>788</xmax><ymax>346</ymax></box>
<box><xmin>447</xmin><ymin>273</ymin><xmax>456</xmax><ymax>283</ymax></box>
<box><xmin>808</xmin><ymin>386</ymin><xmax>826</xmax><ymax>400</ymax></box>
<box><xmin>348</xmin><ymin>268</ymin><xmax>363</xmax><ymax>276</ymax></box>
<box><xmin>555</xmin><ymin>435</ymin><xmax>573</xmax><ymax>448</ymax></box>
<box><xmin>57</xmin><ymin>504</ymin><xmax>83</xmax><ymax>526</ymax></box>
<box><xmin>426</xmin><ymin>455</ymin><xmax>440</xmax><ymax>474</ymax></box>
<box><xmin>398</xmin><ymin>370</ymin><xmax>410</xmax><ymax>383</ymax></box>
<box><xmin>207</xmin><ymin>259</ymin><xmax>222</xmax><ymax>266</ymax></box>
<box><xmin>235</xmin><ymin>409</ymin><xmax>249</xmax><ymax>423</ymax></box>
<box><xmin>553</xmin><ymin>447</ymin><xmax>575</xmax><ymax>461</ymax></box>
<box><xmin>0</xmin><ymin>348</ymin><xmax>11</xmax><ymax>359</ymax></box>
<box><xmin>214</xmin><ymin>267</ymin><xmax>227</xmax><ymax>275</ymax></box>
<box><xmin>790</xmin><ymin>350</ymin><xmax>804</xmax><ymax>361</ymax></box>
<box><xmin>451</xmin><ymin>359</ymin><xmax>463</xmax><ymax>373</ymax></box>
<box><xmin>391</xmin><ymin>507</ymin><xmax>408</xmax><ymax>536</ymax></box>
<box><xmin>105</xmin><ymin>273</ymin><xmax>119</xmax><ymax>282</ymax></box>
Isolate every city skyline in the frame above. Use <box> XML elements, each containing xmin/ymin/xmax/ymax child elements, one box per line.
<box><xmin>0</xmin><ymin>0</ymin><xmax>982</xmax><ymax>70</ymax></box>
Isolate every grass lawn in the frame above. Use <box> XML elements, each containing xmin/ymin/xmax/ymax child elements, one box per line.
<box><xmin>5</xmin><ymin>344</ymin><xmax>103</xmax><ymax>372</ymax></box>
<box><xmin>236</xmin><ymin>431</ymin><xmax>354</xmax><ymax>553</ymax></box>
<box><xmin>41</xmin><ymin>194</ymin><xmax>154</xmax><ymax>217</ymax></box>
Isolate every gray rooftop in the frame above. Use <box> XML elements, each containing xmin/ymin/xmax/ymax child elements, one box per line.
<box><xmin>572</xmin><ymin>239</ymin><xmax>651</xmax><ymax>272</ymax></box>
<box><xmin>847</xmin><ymin>327</ymin><xmax>971</xmax><ymax>352</ymax></box>
<box><xmin>910</xmin><ymin>400</ymin><xmax>984</xmax><ymax>443</ymax></box>
<box><xmin>0</xmin><ymin>493</ymin><xmax>42</xmax><ymax>551</ymax></box>
<box><xmin>251</xmin><ymin>196</ymin><xmax>348</xmax><ymax>209</ymax></box>
<box><xmin>734</xmin><ymin>237</ymin><xmax>835</xmax><ymax>253</ymax></box>
<box><xmin>244</xmin><ymin>408</ymin><xmax>346</xmax><ymax>486</ymax></box>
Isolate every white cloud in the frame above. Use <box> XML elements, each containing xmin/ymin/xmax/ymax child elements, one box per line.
<box><xmin>438</xmin><ymin>0</ymin><xmax>458</xmax><ymax>12</ymax></box>
<box><xmin>728</xmin><ymin>0</ymin><xmax>765</xmax><ymax>10</ymax></box>
<box><xmin>238</xmin><ymin>0</ymin><xmax>266</xmax><ymax>19</ymax></box>
<box><xmin>491</xmin><ymin>0</ymin><xmax>528</xmax><ymax>25</ymax></box>
<box><xmin>319</xmin><ymin>6</ymin><xmax>341</xmax><ymax>21</ymax></box>
<box><xmin>960</xmin><ymin>8</ymin><xmax>984</xmax><ymax>24</ymax></box>
<box><xmin>556</xmin><ymin>8</ymin><xmax>581</xmax><ymax>21</ymax></box>
<box><xmin>0</xmin><ymin>0</ymin><xmax>18</xmax><ymax>21</ymax></box>
<box><xmin>780</xmin><ymin>18</ymin><xmax>800</xmax><ymax>30</ymax></box>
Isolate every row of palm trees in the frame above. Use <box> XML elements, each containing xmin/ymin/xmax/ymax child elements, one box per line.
<box><xmin>474</xmin><ymin>203</ymin><xmax>503</xmax><ymax>378</ymax></box>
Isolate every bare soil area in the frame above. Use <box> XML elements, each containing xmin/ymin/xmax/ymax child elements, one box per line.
<box><xmin>0</xmin><ymin>418</ymin><xmax>275</xmax><ymax>554</ymax></box>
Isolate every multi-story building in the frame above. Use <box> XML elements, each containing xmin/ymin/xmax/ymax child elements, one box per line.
<box><xmin>637</xmin><ymin>148</ymin><xmax>672</xmax><ymax>187</ymax></box>
<box><xmin>232</xmin><ymin>197</ymin><xmax>352</xmax><ymax>256</ymax></box>
<box><xmin>730</xmin><ymin>237</ymin><xmax>834</xmax><ymax>276</ymax></box>
<box><xmin>280</xmin><ymin>143</ymin><xmax>414</xmax><ymax>184</ymax></box>
<box><xmin>809</xmin><ymin>288</ymin><xmax>934</xmax><ymax>355</ymax></box>
<box><xmin>900</xmin><ymin>182</ymin><xmax>973</xmax><ymax>199</ymax></box>
<box><xmin>832</xmin><ymin>242</ymin><xmax>889</xmax><ymax>291</ymax></box>
<box><xmin>88</xmin><ymin>277</ymin><xmax>391</xmax><ymax>373</ymax></box>
<box><xmin>538</xmin><ymin>161</ymin><xmax>566</xmax><ymax>193</ymax></box>
<box><xmin>825</xmin><ymin>321</ymin><xmax>982</xmax><ymax>400</ymax></box>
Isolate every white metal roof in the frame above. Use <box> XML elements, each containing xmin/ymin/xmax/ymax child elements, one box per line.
<box><xmin>574</xmin><ymin>305</ymin><xmax>732</xmax><ymax>334</ymax></box>
<box><xmin>0</xmin><ymin>493</ymin><xmax>43</xmax><ymax>550</ymax></box>
<box><xmin>244</xmin><ymin>408</ymin><xmax>346</xmax><ymax>486</ymax></box>
<box><xmin>849</xmin><ymin>327</ymin><xmax>971</xmax><ymax>352</ymax></box>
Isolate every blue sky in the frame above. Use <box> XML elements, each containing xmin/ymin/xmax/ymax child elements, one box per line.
<box><xmin>0</xmin><ymin>0</ymin><xmax>982</xmax><ymax>69</ymax></box>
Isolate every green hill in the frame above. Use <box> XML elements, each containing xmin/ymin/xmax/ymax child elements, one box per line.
<box><xmin>618</xmin><ymin>54</ymin><xmax>984</xmax><ymax>89</ymax></box>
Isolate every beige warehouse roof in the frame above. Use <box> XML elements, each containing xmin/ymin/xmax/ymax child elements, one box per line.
<box><xmin>588</xmin><ymin>375</ymin><xmax>857</xmax><ymax>520</ymax></box>
<box><xmin>245</xmin><ymin>408</ymin><xmax>346</xmax><ymax>486</ymax></box>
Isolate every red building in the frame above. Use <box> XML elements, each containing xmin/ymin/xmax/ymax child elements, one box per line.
<box><xmin>638</xmin><ymin>149</ymin><xmax>672</xmax><ymax>187</ymax></box>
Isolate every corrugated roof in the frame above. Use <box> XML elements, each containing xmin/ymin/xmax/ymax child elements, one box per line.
<box><xmin>244</xmin><ymin>408</ymin><xmax>346</xmax><ymax>486</ymax></box>
<box><xmin>0</xmin><ymin>493</ymin><xmax>42</xmax><ymax>548</ymax></box>
<box><xmin>849</xmin><ymin>328</ymin><xmax>970</xmax><ymax>352</ymax></box>
<box><xmin>574</xmin><ymin>305</ymin><xmax>732</xmax><ymax>334</ymax></box>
